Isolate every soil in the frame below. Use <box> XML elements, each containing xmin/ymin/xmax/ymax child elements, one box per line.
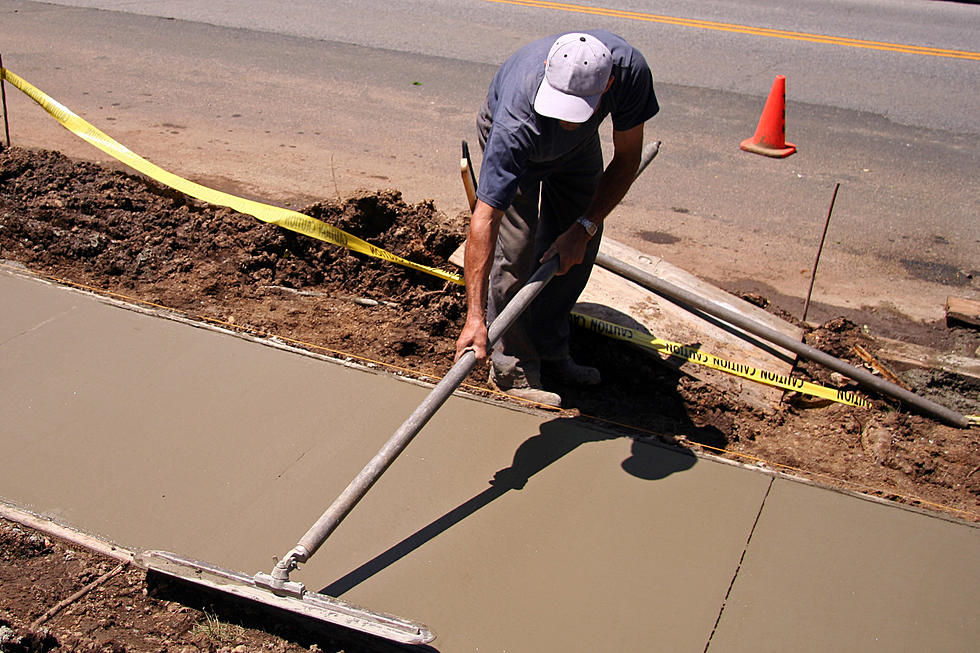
<box><xmin>1</xmin><ymin>146</ymin><xmax>978</xmax><ymax>652</ymax></box>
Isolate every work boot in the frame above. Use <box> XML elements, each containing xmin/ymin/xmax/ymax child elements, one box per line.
<box><xmin>489</xmin><ymin>368</ymin><xmax>562</xmax><ymax>408</ymax></box>
<box><xmin>542</xmin><ymin>358</ymin><xmax>601</xmax><ymax>386</ymax></box>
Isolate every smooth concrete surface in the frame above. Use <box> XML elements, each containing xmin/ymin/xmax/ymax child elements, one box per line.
<box><xmin>710</xmin><ymin>477</ymin><xmax>980</xmax><ymax>652</ymax></box>
<box><xmin>0</xmin><ymin>267</ymin><xmax>767</xmax><ymax>651</ymax></box>
<box><xmin>3</xmin><ymin>265</ymin><xmax>979</xmax><ymax>652</ymax></box>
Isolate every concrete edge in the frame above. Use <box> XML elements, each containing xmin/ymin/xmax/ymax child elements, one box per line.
<box><xmin>0</xmin><ymin>499</ymin><xmax>137</xmax><ymax>564</ymax></box>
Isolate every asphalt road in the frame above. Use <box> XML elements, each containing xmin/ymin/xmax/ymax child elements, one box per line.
<box><xmin>2</xmin><ymin>0</ymin><xmax>978</xmax><ymax>324</ymax></box>
<box><xmin>36</xmin><ymin>0</ymin><xmax>980</xmax><ymax>134</ymax></box>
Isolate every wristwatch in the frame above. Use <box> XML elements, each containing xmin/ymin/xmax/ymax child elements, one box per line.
<box><xmin>576</xmin><ymin>216</ymin><xmax>598</xmax><ymax>238</ymax></box>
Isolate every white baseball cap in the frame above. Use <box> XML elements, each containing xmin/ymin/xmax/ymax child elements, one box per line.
<box><xmin>534</xmin><ymin>33</ymin><xmax>613</xmax><ymax>123</ymax></box>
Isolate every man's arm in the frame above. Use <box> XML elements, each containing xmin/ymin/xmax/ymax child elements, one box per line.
<box><xmin>583</xmin><ymin>122</ymin><xmax>644</xmax><ymax>225</ymax></box>
<box><xmin>541</xmin><ymin>123</ymin><xmax>645</xmax><ymax>274</ymax></box>
<box><xmin>455</xmin><ymin>199</ymin><xmax>504</xmax><ymax>362</ymax></box>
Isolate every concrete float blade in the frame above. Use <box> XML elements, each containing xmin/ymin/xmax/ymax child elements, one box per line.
<box><xmin>139</xmin><ymin>550</ymin><xmax>433</xmax><ymax>645</ymax></box>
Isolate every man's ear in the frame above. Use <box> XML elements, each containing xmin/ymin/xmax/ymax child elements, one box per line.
<box><xmin>603</xmin><ymin>76</ymin><xmax>614</xmax><ymax>93</ymax></box>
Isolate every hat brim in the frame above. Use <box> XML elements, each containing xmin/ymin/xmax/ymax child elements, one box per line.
<box><xmin>533</xmin><ymin>76</ymin><xmax>602</xmax><ymax>123</ymax></box>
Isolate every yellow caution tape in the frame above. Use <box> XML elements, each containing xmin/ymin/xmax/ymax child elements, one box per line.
<box><xmin>570</xmin><ymin>312</ymin><xmax>875</xmax><ymax>408</ymax></box>
<box><xmin>967</xmin><ymin>415</ymin><xmax>980</xmax><ymax>428</ymax></box>
<box><xmin>0</xmin><ymin>67</ymin><xmax>464</xmax><ymax>285</ymax></box>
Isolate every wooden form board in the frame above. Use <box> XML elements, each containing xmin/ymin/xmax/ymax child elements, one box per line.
<box><xmin>450</xmin><ymin>238</ymin><xmax>804</xmax><ymax>411</ymax></box>
<box><xmin>946</xmin><ymin>296</ymin><xmax>980</xmax><ymax>328</ymax></box>
<box><xmin>872</xmin><ymin>336</ymin><xmax>980</xmax><ymax>382</ymax></box>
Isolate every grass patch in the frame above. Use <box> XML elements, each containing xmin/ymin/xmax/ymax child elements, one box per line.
<box><xmin>191</xmin><ymin>610</ymin><xmax>247</xmax><ymax>644</ymax></box>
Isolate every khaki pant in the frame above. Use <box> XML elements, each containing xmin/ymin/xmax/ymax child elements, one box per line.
<box><xmin>477</xmin><ymin>107</ymin><xmax>603</xmax><ymax>388</ymax></box>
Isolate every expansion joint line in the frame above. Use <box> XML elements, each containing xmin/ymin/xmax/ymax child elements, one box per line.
<box><xmin>703</xmin><ymin>475</ymin><xmax>774</xmax><ymax>652</ymax></box>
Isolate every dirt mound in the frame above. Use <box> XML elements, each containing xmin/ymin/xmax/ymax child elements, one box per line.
<box><xmin>0</xmin><ymin>147</ymin><xmax>468</xmax><ymax>367</ymax></box>
<box><xmin>1</xmin><ymin>146</ymin><xmax>978</xmax><ymax>650</ymax></box>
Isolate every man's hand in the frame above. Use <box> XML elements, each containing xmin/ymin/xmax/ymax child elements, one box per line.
<box><xmin>455</xmin><ymin>315</ymin><xmax>489</xmax><ymax>362</ymax></box>
<box><xmin>455</xmin><ymin>200</ymin><xmax>504</xmax><ymax>363</ymax></box>
<box><xmin>540</xmin><ymin>220</ymin><xmax>592</xmax><ymax>275</ymax></box>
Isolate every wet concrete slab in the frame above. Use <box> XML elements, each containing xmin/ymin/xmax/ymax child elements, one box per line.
<box><xmin>3</xmin><ymin>266</ymin><xmax>979</xmax><ymax>652</ymax></box>
<box><xmin>709</xmin><ymin>477</ymin><xmax>980</xmax><ymax>652</ymax></box>
<box><xmin>1</xmin><ymin>267</ymin><xmax>769</xmax><ymax>650</ymax></box>
<box><xmin>310</xmin><ymin>425</ymin><xmax>766</xmax><ymax>652</ymax></box>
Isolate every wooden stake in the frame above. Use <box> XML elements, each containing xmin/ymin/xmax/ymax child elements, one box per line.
<box><xmin>0</xmin><ymin>54</ymin><xmax>10</xmax><ymax>149</ymax></box>
<box><xmin>945</xmin><ymin>296</ymin><xmax>980</xmax><ymax>329</ymax></box>
<box><xmin>460</xmin><ymin>141</ymin><xmax>477</xmax><ymax>212</ymax></box>
<box><xmin>31</xmin><ymin>563</ymin><xmax>127</xmax><ymax>628</ymax></box>
<box><xmin>852</xmin><ymin>344</ymin><xmax>911</xmax><ymax>391</ymax></box>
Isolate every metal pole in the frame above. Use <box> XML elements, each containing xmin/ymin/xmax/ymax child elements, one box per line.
<box><xmin>279</xmin><ymin>257</ymin><xmax>560</xmax><ymax>569</ymax></box>
<box><xmin>802</xmin><ymin>182</ymin><xmax>840</xmax><ymax>323</ymax></box>
<box><xmin>0</xmin><ymin>54</ymin><xmax>11</xmax><ymax>149</ymax></box>
<box><xmin>595</xmin><ymin>252</ymin><xmax>970</xmax><ymax>428</ymax></box>
<box><xmin>636</xmin><ymin>140</ymin><xmax>660</xmax><ymax>178</ymax></box>
<box><xmin>269</xmin><ymin>138</ymin><xmax>664</xmax><ymax>580</ymax></box>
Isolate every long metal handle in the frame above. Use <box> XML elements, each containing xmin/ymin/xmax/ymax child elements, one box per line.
<box><xmin>595</xmin><ymin>252</ymin><xmax>970</xmax><ymax>428</ymax></box>
<box><xmin>275</xmin><ymin>138</ymin><xmax>662</xmax><ymax>573</ymax></box>
<box><xmin>636</xmin><ymin>140</ymin><xmax>660</xmax><ymax>178</ymax></box>
<box><xmin>289</xmin><ymin>257</ymin><xmax>560</xmax><ymax>563</ymax></box>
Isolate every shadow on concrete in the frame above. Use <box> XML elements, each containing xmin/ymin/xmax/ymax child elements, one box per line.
<box><xmin>321</xmin><ymin>419</ymin><xmax>696</xmax><ymax>599</ymax></box>
<box><xmin>559</xmin><ymin>304</ymin><xmax>731</xmax><ymax>451</ymax></box>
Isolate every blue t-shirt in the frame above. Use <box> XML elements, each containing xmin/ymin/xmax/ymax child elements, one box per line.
<box><xmin>477</xmin><ymin>30</ymin><xmax>659</xmax><ymax>211</ymax></box>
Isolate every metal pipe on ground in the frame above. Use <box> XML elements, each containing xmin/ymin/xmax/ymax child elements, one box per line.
<box><xmin>594</xmin><ymin>252</ymin><xmax>970</xmax><ymax>429</ymax></box>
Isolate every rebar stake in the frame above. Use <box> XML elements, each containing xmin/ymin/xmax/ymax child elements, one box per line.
<box><xmin>802</xmin><ymin>182</ymin><xmax>840</xmax><ymax>323</ymax></box>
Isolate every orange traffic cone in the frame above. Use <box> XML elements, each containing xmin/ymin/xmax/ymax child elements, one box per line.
<box><xmin>740</xmin><ymin>75</ymin><xmax>796</xmax><ymax>158</ymax></box>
